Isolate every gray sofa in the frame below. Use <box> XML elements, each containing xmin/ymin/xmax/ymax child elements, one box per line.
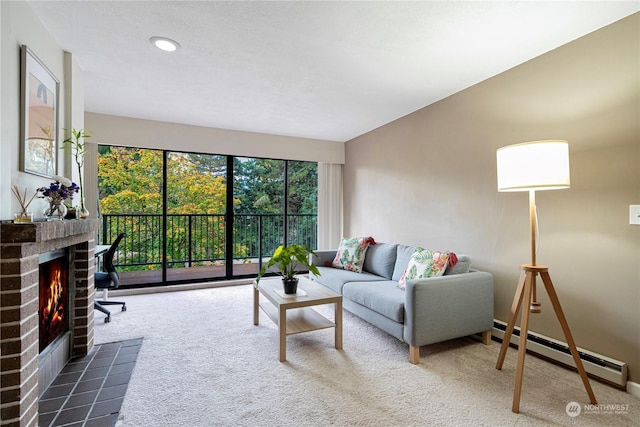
<box><xmin>309</xmin><ymin>242</ymin><xmax>494</xmax><ymax>364</ymax></box>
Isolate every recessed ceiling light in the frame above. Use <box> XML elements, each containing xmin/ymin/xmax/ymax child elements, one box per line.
<box><xmin>150</xmin><ymin>36</ymin><xmax>180</xmax><ymax>52</ymax></box>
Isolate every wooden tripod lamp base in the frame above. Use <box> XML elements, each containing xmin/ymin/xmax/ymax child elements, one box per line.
<box><xmin>495</xmin><ymin>264</ymin><xmax>597</xmax><ymax>413</ymax></box>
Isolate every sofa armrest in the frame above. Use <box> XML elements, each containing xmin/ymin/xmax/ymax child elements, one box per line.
<box><xmin>403</xmin><ymin>271</ymin><xmax>494</xmax><ymax>347</ymax></box>
<box><xmin>309</xmin><ymin>250</ymin><xmax>337</xmax><ymax>268</ymax></box>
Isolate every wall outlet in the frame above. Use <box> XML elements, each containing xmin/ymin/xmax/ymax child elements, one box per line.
<box><xmin>630</xmin><ymin>205</ymin><xmax>640</xmax><ymax>225</ymax></box>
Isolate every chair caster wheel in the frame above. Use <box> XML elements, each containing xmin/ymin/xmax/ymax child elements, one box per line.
<box><xmin>122</xmin><ymin>305</ymin><xmax>127</xmax><ymax>312</ymax></box>
<box><xmin>104</xmin><ymin>317</ymin><xmax>111</xmax><ymax>323</ymax></box>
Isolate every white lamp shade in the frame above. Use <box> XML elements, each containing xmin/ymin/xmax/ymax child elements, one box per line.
<box><xmin>497</xmin><ymin>140</ymin><xmax>570</xmax><ymax>192</ymax></box>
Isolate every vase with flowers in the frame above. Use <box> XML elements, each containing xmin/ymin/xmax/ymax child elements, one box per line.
<box><xmin>62</xmin><ymin>128</ymin><xmax>91</xmax><ymax>219</ymax></box>
<box><xmin>38</xmin><ymin>175</ymin><xmax>79</xmax><ymax>221</ymax></box>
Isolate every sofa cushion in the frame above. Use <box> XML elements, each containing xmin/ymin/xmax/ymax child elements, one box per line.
<box><xmin>363</xmin><ymin>243</ymin><xmax>398</xmax><ymax>280</ymax></box>
<box><xmin>332</xmin><ymin>236</ymin><xmax>375</xmax><ymax>273</ymax></box>
<box><xmin>312</xmin><ymin>266</ymin><xmax>386</xmax><ymax>294</ymax></box>
<box><xmin>392</xmin><ymin>244</ymin><xmax>417</xmax><ymax>281</ymax></box>
<box><xmin>343</xmin><ymin>281</ymin><xmax>405</xmax><ymax>323</ymax></box>
<box><xmin>445</xmin><ymin>254</ymin><xmax>471</xmax><ymax>275</ymax></box>
<box><xmin>398</xmin><ymin>248</ymin><xmax>451</xmax><ymax>289</ymax></box>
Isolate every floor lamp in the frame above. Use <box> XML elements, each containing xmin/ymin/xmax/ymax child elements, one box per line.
<box><xmin>494</xmin><ymin>140</ymin><xmax>597</xmax><ymax>413</ymax></box>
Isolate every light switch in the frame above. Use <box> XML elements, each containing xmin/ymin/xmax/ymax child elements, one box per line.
<box><xmin>630</xmin><ymin>205</ymin><xmax>640</xmax><ymax>225</ymax></box>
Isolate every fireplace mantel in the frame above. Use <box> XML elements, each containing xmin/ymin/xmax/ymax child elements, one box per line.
<box><xmin>1</xmin><ymin>218</ymin><xmax>97</xmax><ymax>244</ymax></box>
<box><xmin>1</xmin><ymin>219</ymin><xmax>99</xmax><ymax>427</ymax></box>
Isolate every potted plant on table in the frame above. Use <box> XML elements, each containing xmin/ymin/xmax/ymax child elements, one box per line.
<box><xmin>257</xmin><ymin>244</ymin><xmax>321</xmax><ymax>294</ymax></box>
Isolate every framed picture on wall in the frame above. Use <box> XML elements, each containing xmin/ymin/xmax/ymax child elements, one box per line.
<box><xmin>20</xmin><ymin>44</ymin><xmax>59</xmax><ymax>178</ymax></box>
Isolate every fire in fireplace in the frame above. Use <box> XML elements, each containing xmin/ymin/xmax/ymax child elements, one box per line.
<box><xmin>39</xmin><ymin>250</ymin><xmax>69</xmax><ymax>353</ymax></box>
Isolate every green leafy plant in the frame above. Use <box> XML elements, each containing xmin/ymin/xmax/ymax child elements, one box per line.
<box><xmin>257</xmin><ymin>244</ymin><xmax>321</xmax><ymax>283</ymax></box>
<box><xmin>62</xmin><ymin>128</ymin><xmax>92</xmax><ymax>212</ymax></box>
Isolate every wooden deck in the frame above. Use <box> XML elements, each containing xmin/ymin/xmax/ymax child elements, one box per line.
<box><xmin>118</xmin><ymin>263</ymin><xmax>260</xmax><ymax>287</ymax></box>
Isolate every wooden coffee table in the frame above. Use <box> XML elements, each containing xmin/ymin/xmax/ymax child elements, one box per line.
<box><xmin>253</xmin><ymin>276</ymin><xmax>342</xmax><ymax>362</ymax></box>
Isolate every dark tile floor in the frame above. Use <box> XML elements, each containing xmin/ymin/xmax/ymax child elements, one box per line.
<box><xmin>39</xmin><ymin>338</ymin><xmax>143</xmax><ymax>427</ymax></box>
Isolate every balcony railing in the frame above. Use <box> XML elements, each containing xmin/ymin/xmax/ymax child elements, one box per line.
<box><xmin>100</xmin><ymin>213</ymin><xmax>317</xmax><ymax>274</ymax></box>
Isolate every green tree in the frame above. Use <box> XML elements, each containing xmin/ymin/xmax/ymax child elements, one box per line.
<box><xmin>167</xmin><ymin>153</ymin><xmax>228</xmax><ymax>214</ymax></box>
<box><xmin>187</xmin><ymin>153</ymin><xmax>226</xmax><ymax>176</ymax></box>
<box><xmin>98</xmin><ymin>149</ymin><xmax>230</xmax><ymax>214</ymax></box>
<box><xmin>233</xmin><ymin>158</ymin><xmax>285</xmax><ymax>214</ymax></box>
<box><xmin>288</xmin><ymin>161</ymin><xmax>318</xmax><ymax>214</ymax></box>
<box><xmin>98</xmin><ymin>147</ymin><xmax>163</xmax><ymax>213</ymax></box>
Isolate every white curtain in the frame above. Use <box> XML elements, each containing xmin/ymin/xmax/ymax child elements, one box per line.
<box><xmin>317</xmin><ymin>163</ymin><xmax>343</xmax><ymax>250</ymax></box>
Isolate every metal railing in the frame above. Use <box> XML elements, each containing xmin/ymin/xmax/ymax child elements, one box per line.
<box><xmin>100</xmin><ymin>213</ymin><xmax>317</xmax><ymax>273</ymax></box>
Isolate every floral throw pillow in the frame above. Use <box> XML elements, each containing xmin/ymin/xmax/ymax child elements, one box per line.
<box><xmin>332</xmin><ymin>236</ymin><xmax>376</xmax><ymax>273</ymax></box>
<box><xmin>398</xmin><ymin>248</ymin><xmax>453</xmax><ymax>289</ymax></box>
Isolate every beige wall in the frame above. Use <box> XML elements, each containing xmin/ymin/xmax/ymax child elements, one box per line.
<box><xmin>344</xmin><ymin>14</ymin><xmax>640</xmax><ymax>383</ymax></box>
<box><xmin>0</xmin><ymin>1</ymin><xmax>83</xmax><ymax>221</ymax></box>
<box><xmin>85</xmin><ymin>112</ymin><xmax>345</xmax><ymax>164</ymax></box>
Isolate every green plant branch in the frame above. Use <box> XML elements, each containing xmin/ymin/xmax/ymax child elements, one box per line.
<box><xmin>62</xmin><ymin>128</ymin><xmax>92</xmax><ymax>210</ymax></box>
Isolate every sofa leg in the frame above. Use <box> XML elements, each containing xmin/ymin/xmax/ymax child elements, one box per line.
<box><xmin>482</xmin><ymin>330</ymin><xmax>492</xmax><ymax>345</ymax></box>
<box><xmin>409</xmin><ymin>345</ymin><xmax>420</xmax><ymax>364</ymax></box>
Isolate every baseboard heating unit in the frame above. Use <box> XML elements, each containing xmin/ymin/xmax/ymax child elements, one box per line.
<box><xmin>493</xmin><ymin>320</ymin><xmax>627</xmax><ymax>387</ymax></box>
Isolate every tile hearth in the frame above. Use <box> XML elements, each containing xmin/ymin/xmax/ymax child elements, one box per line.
<box><xmin>38</xmin><ymin>338</ymin><xmax>142</xmax><ymax>427</ymax></box>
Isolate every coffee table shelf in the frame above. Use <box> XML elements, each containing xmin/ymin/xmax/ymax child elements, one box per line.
<box><xmin>253</xmin><ymin>277</ymin><xmax>343</xmax><ymax>361</ymax></box>
<box><xmin>258</xmin><ymin>302</ymin><xmax>335</xmax><ymax>335</ymax></box>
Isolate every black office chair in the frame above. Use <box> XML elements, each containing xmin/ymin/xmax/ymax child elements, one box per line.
<box><xmin>95</xmin><ymin>232</ymin><xmax>127</xmax><ymax>323</ymax></box>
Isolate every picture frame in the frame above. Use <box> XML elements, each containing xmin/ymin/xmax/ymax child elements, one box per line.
<box><xmin>20</xmin><ymin>45</ymin><xmax>59</xmax><ymax>178</ymax></box>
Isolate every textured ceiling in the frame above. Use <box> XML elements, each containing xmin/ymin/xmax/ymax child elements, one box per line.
<box><xmin>28</xmin><ymin>1</ymin><xmax>639</xmax><ymax>142</ymax></box>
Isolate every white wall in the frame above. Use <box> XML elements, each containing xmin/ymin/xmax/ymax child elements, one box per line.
<box><xmin>62</xmin><ymin>51</ymin><xmax>85</xmax><ymax>180</ymax></box>
<box><xmin>0</xmin><ymin>2</ymin><xmax>83</xmax><ymax>221</ymax></box>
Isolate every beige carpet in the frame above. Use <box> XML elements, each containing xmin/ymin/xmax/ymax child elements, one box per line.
<box><xmin>94</xmin><ymin>284</ymin><xmax>639</xmax><ymax>426</ymax></box>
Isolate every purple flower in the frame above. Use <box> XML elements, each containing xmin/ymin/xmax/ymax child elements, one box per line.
<box><xmin>38</xmin><ymin>177</ymin><xmax>80</xmax><ymax>202</ymax></box>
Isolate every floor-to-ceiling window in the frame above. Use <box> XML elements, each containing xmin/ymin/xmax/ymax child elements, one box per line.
<box><xmin>98</xmin><ymin>146</ymin><xmax>317</xmax><ymax>287</ymax></box>
<box><xmin>98</xmin><ymin>146</ymin><xmax>165</xmax><ymax>285</ymax></box>
<box><xmin>286</xmin><ymin>160</ymin><xmax>318</xmax><ymax>248</ymax></box>
<box><xmin>232</xmin><ymin>157</ymin><xmax>285</xmax><ymax>277</ymax></box>
<box><xmin>165</xmin><ymin>152</ymin><xmax>228</xmax><ymax>282</ymax></box>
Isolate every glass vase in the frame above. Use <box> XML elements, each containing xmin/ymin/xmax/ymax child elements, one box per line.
<box><xmin>43</xmin><ymin>201</ymin><xmax>67</xmax><ymax>221</ymax></box>
<box><xmin>79</xmin><ymin>198</ymin><xmax>90</xmax><ymax>219</ymax></box>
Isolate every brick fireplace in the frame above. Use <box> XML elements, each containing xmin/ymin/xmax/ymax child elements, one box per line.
<box><xmin>1</xmin><ymin>220</ymin><xmax>99</xmax><ymax>427</ymax></box>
